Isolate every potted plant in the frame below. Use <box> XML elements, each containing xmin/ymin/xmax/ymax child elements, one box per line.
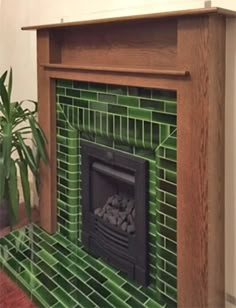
<box><xmin>0</xmin><ymin>68</ymin><xmax>47</xmax><ymax>229</ymax></box>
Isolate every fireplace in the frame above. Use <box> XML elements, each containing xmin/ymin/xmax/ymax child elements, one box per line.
<box><xmin>81</xmin><ymin>141</ymin><xmax>148</xmax><ymax>285</ymax></box>
<box><xmin>22</xmin><ymin>7</ymin><xmax>235</xmax><ymax>307</ymax></box>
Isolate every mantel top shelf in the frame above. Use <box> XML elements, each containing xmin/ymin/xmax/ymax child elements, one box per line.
<box><xmin>22</xmin><ymin>7</ymin><xmax>236</xmax><ymax>31</ymax></box>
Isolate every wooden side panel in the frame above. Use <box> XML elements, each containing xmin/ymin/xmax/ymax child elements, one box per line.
<box><xmin>59</xmin><ymin>19</ymin><xmax>177</xmax><ymax>69</ymax></box>
<box><xmin>177</xmin><ymin>16</ymin><xmax>225</xmax><ymax>307</ymax></box>
<box><xmin>207</xmin><ymin>15</ymin><xmax>225</xmax><ymax>307</ymax></box>
<box><xmin>177</xmin><ymin>17</ymin><xmax>209</xmax><ymax>307</ymax></box>
<box><xmin>37</xmin><ymin>30</ymin><xmax>57</xmax><ymax>233</ymax></box>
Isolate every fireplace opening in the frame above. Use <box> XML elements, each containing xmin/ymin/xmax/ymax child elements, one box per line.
<box><xmin>81</xmin><ymin>141</ymin><xmax>149</xmax><ymax>286</ymax></box>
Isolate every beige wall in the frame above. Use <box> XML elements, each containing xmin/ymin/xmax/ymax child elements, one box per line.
<box><xmin>0</xmin><ymin>0</ymin><xmax>235</xmax><ymax>304</ymax></box>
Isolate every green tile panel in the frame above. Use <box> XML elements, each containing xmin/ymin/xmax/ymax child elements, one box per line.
<box><xmin>55</xmin><ymin>79</ymin><xmax>177</xmax><ymax>307</ymax></box>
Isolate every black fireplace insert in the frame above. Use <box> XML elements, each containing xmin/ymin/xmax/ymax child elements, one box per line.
<box><xmin>81</xmin><ymin>141</ymin><xmax>149</xmax><ymax>286</ymax></box>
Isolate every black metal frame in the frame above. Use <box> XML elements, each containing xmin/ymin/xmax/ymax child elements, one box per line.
<box><xmin>81</xmin><ymin>141</ymin><xmax>149</xmax><ymax>286</ymax></box>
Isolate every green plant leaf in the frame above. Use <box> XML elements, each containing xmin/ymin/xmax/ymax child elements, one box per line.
<box><xmin>8</xmin><ymin>159</ymin><xmax>19</xmax><ymax>225</ymax></box>
<box><xmin>2</xmin><ymin>122</ymin><xmax>12</xmax><ymax>177</ymax></box>
<box><xmin>29</xmin><ymin>116</ymin><xmax>47</xmax><ymax>163</ymax></box>
<box><xmin>17</xmin><ymin>160</ymin><xmax>31</xmax><ymax>222</ymax></box>
<box><xmin>0</xmin><ymin>157</ymin><xmax>6</xmax><ymax>203</ymax></box>
<box><xmin>0</xmin><ymin>70</ymin><xmax>8</xmax><ymax>84</ymax></box>
<box><xmin>16</xmin><ymin>132</ymin><xmax>37</xmax><ymax>175</ymax></box>
<box><xmin>0</xmin><ymin>77</ymin><xmax>10</xmax><ymax>119</ymax></box>
<box><xmin>8</xmin><ymin>68</ymin><xmax>12</xmax><ymax>101</ymax></box>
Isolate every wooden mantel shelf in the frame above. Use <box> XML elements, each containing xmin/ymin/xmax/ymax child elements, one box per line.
<box><xmin>41</xmin><ymin>63</ymin><xmax>190</xmax><ymax>78</ymax></box>
<box><xmin>22</xmin><ymin>7</ymin><xmax>236</xmax><ymax>30</ymax></box>
<box><xmin>23</xmin><ymin>7</ymin><xmax>236</xmax><ymax>308</ymax></box>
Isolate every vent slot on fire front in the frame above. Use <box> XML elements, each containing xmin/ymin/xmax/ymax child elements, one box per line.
<box><xmin>95</xmin><ymin>219</ymin><xmax>129</xmax><ymax>249</ymax></box>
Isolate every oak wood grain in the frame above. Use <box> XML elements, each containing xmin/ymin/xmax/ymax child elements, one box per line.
<box><xmin>21</xmin><ymin>7</ymin><xmax>236</xmax><ymax>31</ymax></box>
<box><xmin>41</xmin><ymin>63</ymin><xmax>190</xmax><ymax>77</ymax></box>
<box><xmin>177</xmin><ymin>15</ymin><xmax>225</xmax><ymax>307</ymax></box>
<box><xmin>37</xmin><ymin>30</ymin><xmax>57</xmax><ymax>234</ymax></box>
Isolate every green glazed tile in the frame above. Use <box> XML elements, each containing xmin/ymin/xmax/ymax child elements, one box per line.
<box><xmin>89</xmin><ymin>82</ymin><xmax>107</xmax><ymax>92</ymax></box>
<box><xmin>89</xmin><ymin>101</ymin><xmax>107</xmax><ymax>112</ymax></box>
<box><xmin>108</xmin><ymin>84</ymin><xmax>127</xmax><ymax>95</ymax></box>
<box><xmin>87</xmin><ymin>277</ymin><xmax>110</xmax><ymax>298</ymax></box>
<box><xmin>145</xmin><ymin>298</ymin><xmax>163</xmax><ymax>308</ymax></box>
<box><xmin>53</xmin><ymin>252</ymin><xmax>72</xmax><ymax>267</ymax></box>
<box><xmin>22</xmin><ymin>259</ymin><xmax>40</xmax><ymax>276</ymax></box>
<box><xmin>166</xmin><ymin>285</ymin><xmax>177</xmax><ymax>300</ymax></box>
<box><xmin>89</xmin><ymin>292</ymin><xmax>114</xmax><ymax>308</ymax></box>
<box><xmin>152</xmin><ymin>112</ymin><xmax>176</xmax><ymax>125</ymax></box>
<box><xmin>19</xmin><ymin>269</ymin><xmax>41</xmax><ymax>290</ymax></box>
<box><xmin>123</xmin><ymin>282</ymin><xmax>148</xmax><ymax>303</ymax></box>
<box><xmin>166</xmin><ymin>262</ymin><xmax>177</xmax><ymax>278</ymax></box>
<box><xmin>126</xmin><ymin>296</ymin><xmax>145</xmax><ymax>308</ymax></box>
<box><xmin>73</xmin><ymin>81</ymin><xmax>89</xmax><ymax>89</ymax></box>
<box><xmin>159</xmin><ymin>269</ymin><xmax>176</xmax><ymax>289</ymax></box>
<box><xmin>107</xmin><ymin>294</ymin><xmax>131</xmax><ymax>308</ymax></box>
<box><xmin>81</xmin><ymin>90</ymin><xmax>97</xmax><ymax>100</ymax></box>
<box><xmin>68</xmin><ymin>264</ymin><xmax>90</xmax><ymax>281</ymax></box>
<box><xmin>56</xmin><ymin>87</ymin><xmax>66</xmax><ymax>95</ymax></box>
<box><xmin>66</xmin><ymin>88</ymin><xmax>81</xmax><ymax>98</ymax></box>
<box><xmin>51</xmin><ymin>302</ymin><xmax>65</xmax><ymax>308</ymax></box>
<box><xmin>5</xmin><ymin>257</ymin><xmax>24</xmax><ymax>274</ymax></box>
<box><xmin>36</xmin><ymin>272</ymin><xmax>57</xmax><ymax>291</ymax></box>
<box><xmin>152</xmin><ymin>89</ymin><xmax>176</xmax><ymax>102</ymax></box>
<box><xmin>165</xmin><ymin>170</ymin><xmax>176</xmax><ymax>184</ymax></box>
<box><xmin>53</xmin><ymin>262</ymin><xmax>74</xmax><ymax>280</ymax></box>
<box><xmin>74</xmin><ymin>98</ymin><xmax>88</xmax><ymax>108</ymax></box>
<box><xmin>53</xmin><ymin>287</ymin><xmax>77</xmax><ymax>307</ymax></box>
<box><xmin>40</xmin><ymin>241</ymin><xmax>57</xmax><ymax>255</ymax></box>
<box><xmin>165</xmin><ymin>193</ymin><xmax>177</xmax><ymax>207</ymax></box>
<box><xmin>165</xmin><ymin>102</ymin><xmax>177</xmax><ymax>114</ymax></box>
<box><xmin>118</xmin><ymin>95</ymin><xmax>139</xmax><ymax>107</ymax></box>
<box><xmin>104</xmin><ymin>280</ymin><xmax>129</xmax><ymax>301</ymax></box>
<box><xmin>101</xmin><ymin>267</ymin><xmax>124</xmax><ymax>285</ymax></box>
<box><xmin>70</xmin><ymin>289</ymin><xmax>96</xmax><ymax>307</ymax></box>
<box><xmin>83</xmin><ymin>255</ymin><xmax>104</xmax><ymax>271</ymax></box>
<box><xmin>69</xmin><ymin>276</ymin><xmax>93</xmax><ymax>295</ymax></box>
<box><xmin>57</xmin><ymin>79</ymin><xmax>73</xmax><ymax>88</ymax></box>
<box><xmin>128</xmin><ymin>86</ymin><xmax>151</xmax><ymax>98</ymax></box>
<box><xmin>53</xmin><ymin>274</ymin><xmax>75</xmax><ymax>293</ymax></box>
<box><xmin>85</xmin><ymin>266</ymin><xmax>107</xmax><ymax>283</ymax></box>
<box><xmin>33</xmin><ymin>285</ymin><xmax>58</xmax><ymax>307</ymax></box>
<box><xmin>59</xmin><ymin>96</ymin><xmax>72</xmax><ymax>105</ymax></box>
<box><xmin>108</xmin><ymin>104</ymin><xmax>127</xmax><ymax>115</ymax></box>
<box><xmin>37</xmin><ymin>260</ymin><xmax>57</xmax><ymax>278</ymax></box>
<box><xmin>53</xmin><ymin>243</ymin><xmax>71</xmax><ymax>256</ymax></box>
<box><xmin>129</xmin><ymin>108</ymin><xmax>151</xmax><ymax>121</ymax></box>
<box><xmin>140</xmin><ymin>98</ymin><xmax>164</xmax><ymax>111</ymax></box>
<box><xmin>98</xmin><ymin>93</ymin><xmax>117</xmax><ymax>104</ymax></box>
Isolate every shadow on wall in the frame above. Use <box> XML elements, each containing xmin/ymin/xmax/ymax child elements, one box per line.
<box><xmin>225</xmin><ymin>17</ymin><xmax>236</xmax><ymax>302</ymax></box>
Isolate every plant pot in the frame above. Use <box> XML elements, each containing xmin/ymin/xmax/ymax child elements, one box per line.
<box><xmin>0</xmin><ymin>200</ymin><xmax>10</xmax><ymax>229</ymax></box>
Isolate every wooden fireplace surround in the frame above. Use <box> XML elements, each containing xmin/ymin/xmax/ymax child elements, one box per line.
<box><xmin>23</xmin><ymin>7</ymin><xmax>236</xmax><ymax>307</ymax></box>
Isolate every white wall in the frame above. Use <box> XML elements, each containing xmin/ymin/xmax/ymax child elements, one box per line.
<box><xmin>0</xmin><ymin>0</ymin><xmax>235</xmax><ymax>305</ymax></box>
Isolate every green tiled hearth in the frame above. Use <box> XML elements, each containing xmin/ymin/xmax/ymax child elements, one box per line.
<box><xmin>0</xmin><ymin>80</ymin><xmax>177</xmax><ymax>308</ymax></box>
<box><xmin>0</xmin><ymin>224</ymin><xmax>165</xmax><ymax>308</ymax></box>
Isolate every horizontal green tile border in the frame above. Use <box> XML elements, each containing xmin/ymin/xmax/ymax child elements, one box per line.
<box><xmin>56</xmin><ymin>79</ymin><xmax>177</xmax><ymax>307</ymax></box>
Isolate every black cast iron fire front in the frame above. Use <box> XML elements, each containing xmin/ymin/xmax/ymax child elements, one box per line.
<box><xmin>81</xmin><ymin>141</ymin><xmax>149</xmax><ymax>286</ymax></box>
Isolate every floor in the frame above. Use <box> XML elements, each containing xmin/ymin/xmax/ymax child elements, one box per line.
<box><xmin>0</xmin><ymin>271</ymin><xmax>35</xmax><ymax>308</ymax></box>
<box><xmin>0</xmin><ymin>224</ymin><xmax>165</xmax><ymax>308</ymax></box>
